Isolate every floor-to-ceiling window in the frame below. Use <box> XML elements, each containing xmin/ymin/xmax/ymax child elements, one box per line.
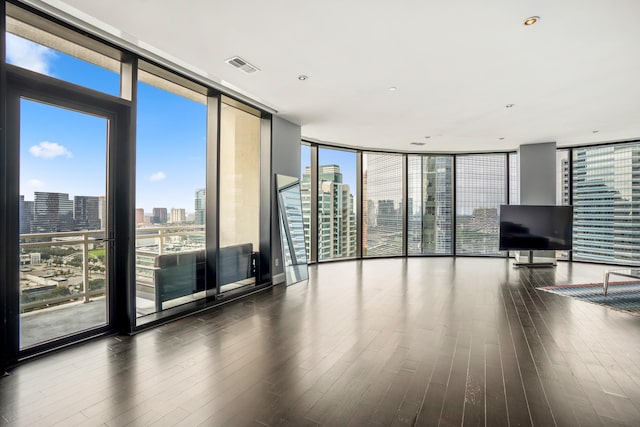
<box><xmin>303</xmin><ymin>145</ymin><xmax>519</xmax><ymax>259</ymax></box>
<box><xmin>455</xmin><ymin>154</ymin><xmax>507</xmax><ymax>255</ymax></box>
<box><xmin>363</xmin><ymin>153</ymin><xmax>404</xmax><ymax>256</ymax></box>
<box><xmin>407</xmin><ymin>155</ymin><xmax>453</xmax><ymax>255</ymax></box>
<box><xmin>219</xmin><ymin>98</ymin><xmax>261</xmax><ymax>291</ymax></box>
<box><xmin>135</xmin><ymin>63</ymin><xmax>207</xmax><ymax>320</ymax></box>
<box><xmin>572</xmin><ymin>142</ymin><xmax>639</xmax><ymax>265</ymax></box>
<box><xmin>317</xmin><ymin>147</ymin><xmax>357</xmax><ymax>260</ymax></box>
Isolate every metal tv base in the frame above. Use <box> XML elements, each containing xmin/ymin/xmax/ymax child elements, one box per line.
<box><xmin>513</xmin><ymin>250</ymin><xmax>556</xmax><ymax>268</ymax></box>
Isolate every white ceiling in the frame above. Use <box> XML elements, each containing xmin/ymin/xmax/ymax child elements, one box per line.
<box><xmin>29</xmin><ymin>0</ymin><xmax>640</xmax><ymax>152</ymax></box>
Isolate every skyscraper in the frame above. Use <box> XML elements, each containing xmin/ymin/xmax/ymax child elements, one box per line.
<box><xmin>434</xmin><ymin>157</ymin><xmax>453</xmax><ymax>253</ymax></box>
<box><xmin>74</xmin><ymin>196</ymin><xmax>101</xmax><ymax>230</ymax></box>
<box><xmin>406</xmin><ymin>156</ymin><xmax>453</xmax><ymax>254</ymax></box>
<box><xmin>19</xmin><ymin>195</ymin><xmax>34</xmax><ymax>234</ymax></box>
<box><xmin>301</xmin><ymin>165</ymin><xmax>356</xmax><ymax>260</ymax></box>
<box><xmin>194</xmin><ymin>188</ymin><xmax>206</xmax><ymax>225</ymax></box>
<box><xmin>169</xmin><ymin>208</ymin><xmax>186</xmax><ymax>224</ymax></box>
<box><xmin>572</xmin><ymin>143</ymin><xmax>640</xmax><ymax>264</ymax></box>
<box><xmin>31</xmin><ymin>192</ymin><xmax>74</xmax><ymax>233</ymax></box>
<box><xmin>151</xmin><ymin>207</ymin><xmax>168</xmax><ymax>224</ymax></box>
<box><xmin>300</xmin><ymin>170</ymin><xmax>312</xmax><ymax>258</ymax></box>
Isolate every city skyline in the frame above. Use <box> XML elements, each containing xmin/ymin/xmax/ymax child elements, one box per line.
<box><xmin>20</xmin><ymin>189</ymin><xmax>203</xmax><ymax>216</ymax></box>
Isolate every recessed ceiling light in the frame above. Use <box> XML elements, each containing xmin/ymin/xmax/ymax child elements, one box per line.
<box><xmin>298</xmin><ymin>75</ymin><xmax>308</xmax><ymax>81</ymax></box>
<box><xmin>410</xmin><ymin>142</ymin><xmax>425</xmax><ymax>146</ymax></box>
<box><xmin>506</xmin><ymin>104</ymin><xmax>515</xmax><ymax>108</ymax></box>
<box><xmin>524</xmin><ymin>16</ymin><xmax>540</xmax><ymax>26</ymax></box>
<box><xmin>389</xmin><ymin>87</ymin><xmax>397</xmax><ymax>91</ymax></box>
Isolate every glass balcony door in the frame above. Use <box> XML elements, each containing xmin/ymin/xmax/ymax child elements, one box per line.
<box><xmin>6</xmin><ymin>73</ymin><xmax>125</xmax><ymax>355</ymax></box>
<box><xmin>17</xmin><ymin>98</ymin><xmax>110</xmax><ymax>349</ymax></box>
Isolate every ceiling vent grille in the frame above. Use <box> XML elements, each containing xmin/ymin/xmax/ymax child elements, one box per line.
<box><xmin>225</xmin><ymin>56</ymin><xmax>260</xmax><ymax>74</ymax></box>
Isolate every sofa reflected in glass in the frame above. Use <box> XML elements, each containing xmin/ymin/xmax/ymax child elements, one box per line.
<box><xmin>136</xmin><ymin>243</ymin><xmax>256</xmax><ymax>314</ymax></box>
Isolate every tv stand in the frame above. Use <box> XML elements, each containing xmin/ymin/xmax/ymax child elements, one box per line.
<box><xmin>513</xmin><ymin>250</ymin><xmax>556</xmax><ymax>268</ymax></box>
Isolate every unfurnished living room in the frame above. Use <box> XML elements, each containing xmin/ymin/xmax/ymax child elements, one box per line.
<box><xmin>1</xmin><ymin>1</ymin><xmax>640</xmax><ymax>426</ymax></box>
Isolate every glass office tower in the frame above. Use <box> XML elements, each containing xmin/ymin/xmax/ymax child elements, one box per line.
<box><xmin>572</xmin><ymin>142</ymin><xmax>640</xmax><ymax>265</ymax></box>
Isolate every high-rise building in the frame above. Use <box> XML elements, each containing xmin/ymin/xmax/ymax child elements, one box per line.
<box><xmin>31</xmin><ymin>192</ymin><xmax>74</xmax><ymax>233</ymax></box>
<box><xmin>561</xmin><ymin>157</ymin><xmax>570</xmax><ymax>206</ymax></box>
<box><xmin>135</xmin><ymin>208</ymin><xmax>144</xmax><ymax>226</ymax></box>
<box><xmin>194</xmin><ymin>188</ymin><xmax>206</xmax><ymax>225</ymax></box>
<box><xmin>320</xmin><ymin>165</ymin><xmax>356</xmax><ymax>260</ymax></box>
<box><xmin>300</xmin><ymin>169</ymin><xmax>312</xmax><ymax>258</ymax></box>
<box><xmin>301</xmin><ymin>165</ymin><xmax>356</xmax><ymax>260</ymax></box>
<box><xmin>74</xmin><ymin>196</ymin><xmax>101</xmax><ymax>230</ymax></box>
<box><xmin>407</xmin><ymin>156</ymin><xmax>453</xmax><ymax>254</ymax></box>
<box><xmin>169</xmin><ymin>208</ymin><xmax>186</xmax><ymax>224</ymax></box>
<box><xmin>572</xmin><ymin>143</ymin><xmax>640</xmax><ymax>264</ymax></box>
<box><xmin>19</xmin><ymin>195</ymin><xmax>34</xmax><ymax>235</ymax></box>
<box><xmin>151</xmin><ymin>207</ymin><xmax>168</xmax><ymax>224</ymax></box>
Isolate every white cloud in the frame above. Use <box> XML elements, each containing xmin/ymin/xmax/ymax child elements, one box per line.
<box><xmin>5</xmin><ymin>33</ymin><xmax>56</xmax><ymax>75</ymax></box>
<box><xmin>148</xmin><ymin>171</ymin><xmax>166</xmax><ymax>182</ymax></box>
<box><xmin>28</xmin><ymin>179</ymin><xmax>45</xmax><ymax>189</ymax></box>
<box><xmin>29</xmin><ymin>141</ymin><xmax>73</xmax><ymax>159</ymax></box>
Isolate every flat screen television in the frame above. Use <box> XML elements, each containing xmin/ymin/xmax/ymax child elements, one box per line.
<box><xmin>499</xmin><ymin>205</ymin><xmax>573</xmax><ymax>251</ymax></box>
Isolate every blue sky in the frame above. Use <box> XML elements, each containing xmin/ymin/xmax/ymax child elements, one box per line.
<box><xmin>9</xmin><ymin>33</ymin><xmax>206</xmax><ymax>213</ymax></box>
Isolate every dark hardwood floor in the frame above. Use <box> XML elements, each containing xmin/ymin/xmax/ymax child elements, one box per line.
<box><xmin>2</xmin><ymin>258</ymin><xmax>640</xmax><ymax>426</ymax></box>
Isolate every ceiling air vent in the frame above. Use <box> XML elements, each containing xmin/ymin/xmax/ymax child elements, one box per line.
<box><xmin>225</xmin><ymin>56</ymin><xmax>260</xmax><ymax>74</ymax></box>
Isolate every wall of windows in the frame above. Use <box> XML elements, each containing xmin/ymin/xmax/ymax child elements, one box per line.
<box><xmin>363</xmin><ymin>153</ymin><xmax>404</xmax><ymax>256</ymax></box>
<box><xmin>302</xmin><ymin>145</ymin><xmax>518</xmax><ymax>260</ymax></box>
<box><xmin>1</xmin><ymin>3</ymin><xmax>274</xmax><ymax>363</ymax></box>
<box><xmin>300</xmin><ymin>141</ymin><xmax>639</xmax><ymax>266</ymax></box>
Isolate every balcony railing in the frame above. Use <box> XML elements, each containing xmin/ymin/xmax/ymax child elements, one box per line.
<box><xmin>19</xmin><ymin>225</ymin><xmax>206</xmax><ymax>314</ymax></box>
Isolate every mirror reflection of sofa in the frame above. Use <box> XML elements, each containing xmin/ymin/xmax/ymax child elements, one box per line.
<box><xmin>138</xmin><ymin>243</ymin><xmax>255</xmax><ymax>312</ymax></box>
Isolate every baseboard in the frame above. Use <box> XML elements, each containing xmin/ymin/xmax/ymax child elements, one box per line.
<box><xmin>272</xmin><ymin>272</ymin><xmax>286</xmax><ymax>285</ymax></box>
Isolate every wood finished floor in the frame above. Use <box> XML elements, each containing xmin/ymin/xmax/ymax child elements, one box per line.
<box><xmin>2</xmin><ymin>258</ymin><xmax>640</xmax><ymax>426</ymax></box>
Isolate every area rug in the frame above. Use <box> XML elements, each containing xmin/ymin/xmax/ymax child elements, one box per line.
<box><xmin>538</xmin><ymin>281</ymin><xmax>640</xmax><ymax>315</ymax></box>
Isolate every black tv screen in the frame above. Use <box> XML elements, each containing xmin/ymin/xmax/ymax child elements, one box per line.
<box><xmin>499</xmin><ymin>205</ymin><xmax>573</xmax><ymax>251</ymax></box>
